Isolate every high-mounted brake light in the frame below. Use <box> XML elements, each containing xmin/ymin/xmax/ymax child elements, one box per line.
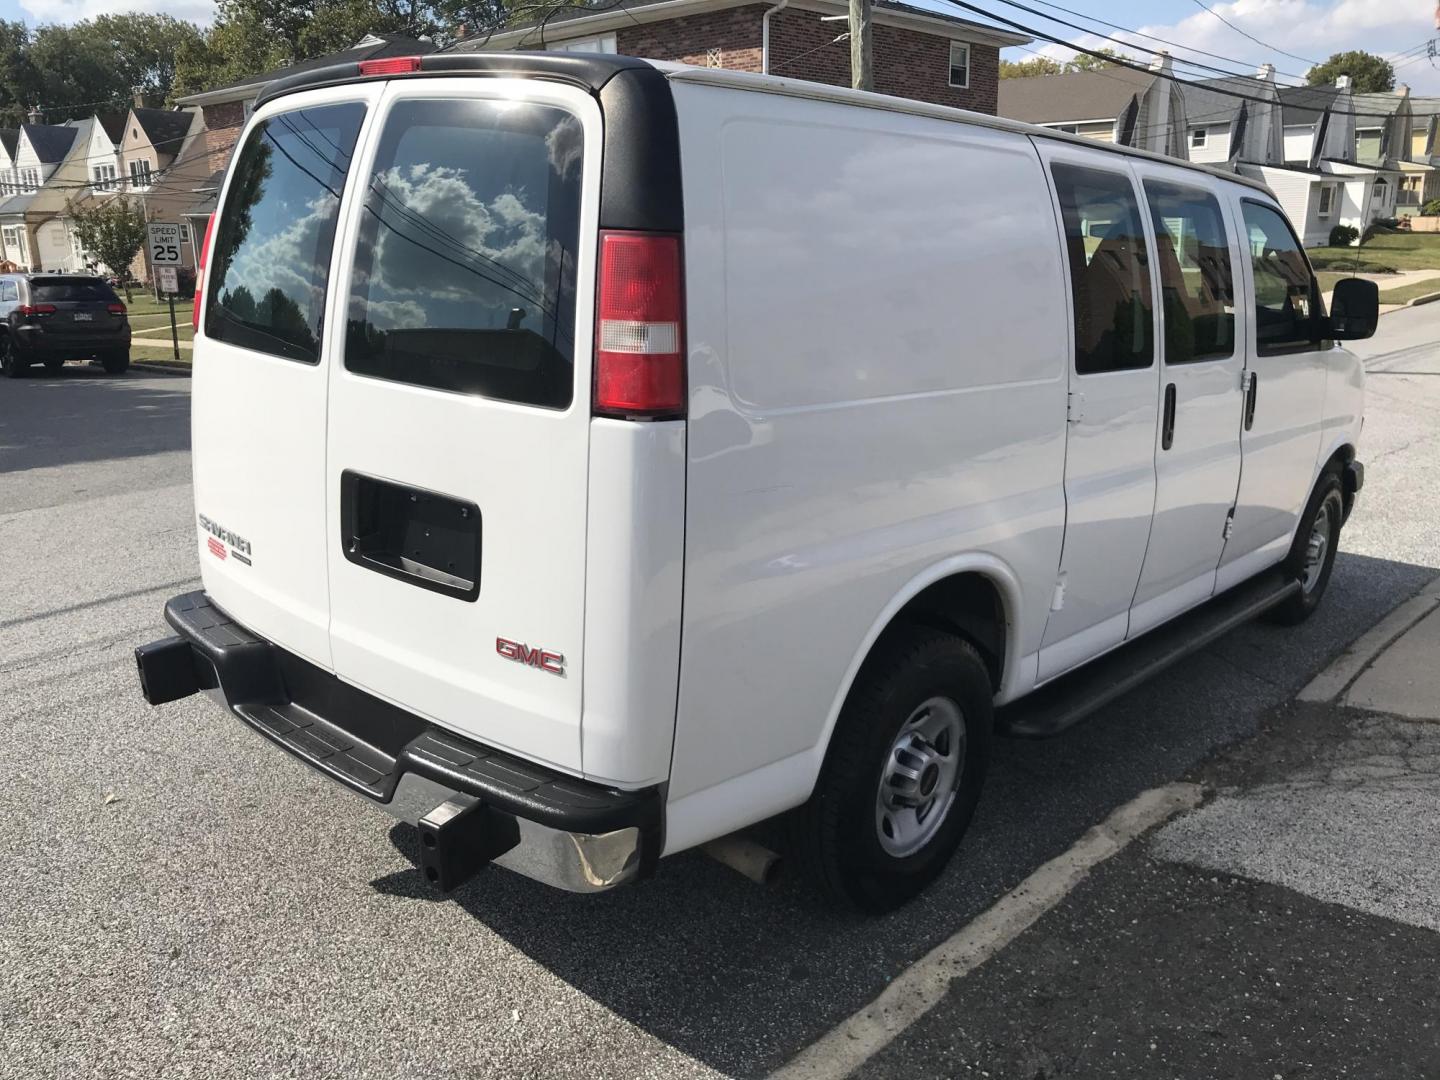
<box><xmin>359</xmin><ymin>56</ymin><xmax>423</xmax><ymax>76</ymax></box>
<box><xmin>594</xmin><ymin>231</ymin><xmax>685</xmax><ymax>418</ymax></box>
<box><xmin>193</xmin><ymin>212</ymin><xmax>215</xmax><ymax>332</ymax></box>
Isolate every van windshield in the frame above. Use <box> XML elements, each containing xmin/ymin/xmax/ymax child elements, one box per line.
<box><xmin>344</xmin><ymin>98</ymin><xmax>585</xmax><ymax>409</ymax></box>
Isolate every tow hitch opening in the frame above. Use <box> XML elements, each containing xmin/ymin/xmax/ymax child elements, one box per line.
<box><xmin>416</xmin><ymin>795</ymin><xmax>521</xmax><ymax>892</ymax></box>
<box><xmin>135</xmin><ymin>636</ymin><xmax>200</xmax><ymax>706</ymax></box>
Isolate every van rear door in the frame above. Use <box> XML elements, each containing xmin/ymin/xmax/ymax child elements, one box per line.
<box><xmin>192</xmin><ymin>87</ymin><xmax>378</xmax><ymax>667</ymax></box>
<box><xmin>323</xmin><ymin>79</ymin><xmax>600</xmax><ymax>774</ymax></box>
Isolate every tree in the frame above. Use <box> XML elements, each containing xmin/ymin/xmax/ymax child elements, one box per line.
<box><xmin>0</xmin><ymin>20</ymin><xmax>40</xmax><ymax>128</ymax></box>
<box><xmin>1306</xmin><ymin>50</ymin><xmax>1394</xmax><ymax>93</ymax></box>
<box><xmin>1000</xmin><ymin>56</ymin><xmax>1063</xmax><ymax>79</ymax></box>
<box><xmin>65</xmin><ymin>197</ymin><xmax>149</xmax><ymax>302</ymax></box>
<box><xmin>1066</xmin><ymin>48</ymin><xmax>1134</xmax><ymax>73</ymax></box>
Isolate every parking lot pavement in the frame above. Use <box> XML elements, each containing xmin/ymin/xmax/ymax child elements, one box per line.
<box><xmin>2</xmin><ymin>308</ymin><xmax>1439</xmax><ymax>1080</ymax></box>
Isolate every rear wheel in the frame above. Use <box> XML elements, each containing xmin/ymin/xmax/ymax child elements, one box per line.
<box><xmin>789</xmin><ymin>626</ymin><xmax>992</xmax><ymax>913</ymax></box>
<box><xmin>1267</xmin><ymin>471</ymin><xmax>1343</xmax><ymax>626</ymax></box>
<box><xmin>0</xmin><ymin>336</ymin><xmax>25</xmax><ymax>378</ymax></box>
<box><xmin>101</xmin><ymin>350</ymin><xmax>129</xmax><ymax>375</ymax></box>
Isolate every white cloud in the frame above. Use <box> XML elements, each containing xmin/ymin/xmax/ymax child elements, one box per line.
<box><xmin>18</xmin><ymin>0</ymin><xmax>215</xmax><ymax>26</ymax></box>
<box><xmin>1000</xmin><ymin>0</ymin><xmax>1440</xmax><ymax>95</ymax></box>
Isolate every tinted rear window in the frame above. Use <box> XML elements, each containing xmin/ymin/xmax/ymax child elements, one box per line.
<box><xmin>205</xmin><ymin>102</ymin><xmax>366</xmax><ymax>364</ymax></box>
<box><xmin>344</xmin><ymin>98</ymin><xmax>584</xmax><ymax>409</ymax></box>
<box><xmin>32</xmin><ymin>279</ymin><xmax>116</xmax><ymax>303</ymax></box>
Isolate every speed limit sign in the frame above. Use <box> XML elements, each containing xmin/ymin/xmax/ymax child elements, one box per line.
<box><xmin>147</xmin><ymin>222</ymin><xmax>181</xmax><ymax>265</ymax></box>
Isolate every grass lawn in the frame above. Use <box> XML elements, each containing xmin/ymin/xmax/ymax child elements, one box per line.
<box><xmin>130</xmin><ymin>340</ymin><xmax>191</xmax><ymax>365</ymax></box>
<box><xmin>1316</xmin><ymin>270</ymin><xmax>1440</xmax><ymax>307</ymax></box>
<box><xmin>1307</xmin><ymin>230</ymin><xmax>1440</xmax><ymax>273</ymax></box>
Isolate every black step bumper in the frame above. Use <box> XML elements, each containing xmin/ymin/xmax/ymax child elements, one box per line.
<box><xmin>136</xmin><ymin>591</ymin><xmax>662</xmax><ymax>891</ymax></box>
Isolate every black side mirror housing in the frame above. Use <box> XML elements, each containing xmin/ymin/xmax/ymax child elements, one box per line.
<box><xmin>1329</xmin><ymin>277</ymin><xmax>1379</xmax><ymax>341</ymax></box>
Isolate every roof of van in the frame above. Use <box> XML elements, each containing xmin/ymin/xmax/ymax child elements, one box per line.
<box><xmin>252</xmin><ymin>52</ymin><xmax>1274</xmax><ymax>199</ymax></box>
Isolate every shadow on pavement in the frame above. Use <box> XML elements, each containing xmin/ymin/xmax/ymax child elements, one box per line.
<box><xmin>0</xmin><ymin>366</ymin><xmax>190</xmax><ymax>475</ymax></box>
<box><xmin>371</xmin><ymin>551</ymin><xmax>1438</xmax><ymax>1078</ymax></box>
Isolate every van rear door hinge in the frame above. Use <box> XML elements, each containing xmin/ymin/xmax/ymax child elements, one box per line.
<box><xmin>1050</xmin><ymin>573</ymin><xmax>1067</xmax><ymax>612</ymax></box>
<box><xmin>1223</xmin><ymin>508</ymin><xmax>1235</xmax><ymax>540</ymax></box>
<box><xmin>1066</xmin><ymin>391</ymin><xmax>1085</xmax><ymax>424</ymax></box>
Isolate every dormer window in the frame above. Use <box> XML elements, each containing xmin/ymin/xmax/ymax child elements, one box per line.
<box><xmin>1190</xmin><ymin>127</ymin><xmax>1207</xmax><ymax>149</ymax></box>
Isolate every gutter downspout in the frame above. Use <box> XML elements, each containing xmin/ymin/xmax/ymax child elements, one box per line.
<box><xmin>762</xmin><ymin>0</ymin><xmax>789</xmax><ymax>74</ymax></box>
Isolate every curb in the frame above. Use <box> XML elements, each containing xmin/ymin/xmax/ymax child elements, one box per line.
<box><xmin>1297</xmin><ymin>575</ymin><xmax>1440</xmax><ymax>704</ymax></box>
<box><xmin>131</xmin><ymin>362</ymin><xmax>191</xmax><ymax>376</ymax></box>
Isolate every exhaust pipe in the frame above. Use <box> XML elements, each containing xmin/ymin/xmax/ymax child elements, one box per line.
<box><xmin>704</xmin><ymin>835</ymin><xmax>782</xmax><ymax>886</ymax></box>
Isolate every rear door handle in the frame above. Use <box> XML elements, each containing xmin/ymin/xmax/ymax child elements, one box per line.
<box><xmin>1244</xmin><ymin>373</ymin><xmax>1259</xmax><ymax>431</ymax></box>
<box><xmin>1161</xmin><ymin>382</ymin><xmax>1177</xmax><ymax>451</ymax></box>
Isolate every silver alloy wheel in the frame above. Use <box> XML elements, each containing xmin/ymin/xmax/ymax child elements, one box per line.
<box><xmin>1302</xmin><ymin>505</ymin><xmax>1333</xmax><ymax>594</ymax></box>
<box><xmin>875</xmin><ymin>696</ymin><xmax>966</xmax><ymax>858</ymax></box>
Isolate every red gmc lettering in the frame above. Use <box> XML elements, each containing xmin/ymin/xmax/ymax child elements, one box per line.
<box><xmin>496</xmin><ymin>638</ymin><xmax>565</xmax><ymax>676</ymax></box>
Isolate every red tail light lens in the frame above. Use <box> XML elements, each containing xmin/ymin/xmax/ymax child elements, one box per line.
<box><xmin>594</xmin><ymin>231</ymin><xmax>685</xmax><ymax>418</ymax></box>
<box><xmin>194</xmin><ymin>212</ymin><xmax>215</xmax><ymax>332</ymax></box>
<box><xmin>107</xmin><ymin>302</ymin><xmax>126</xmax><ymax>316</ymax></box>
<box><xmin>17</xmin><ymin>303</ymin><xmax>56</xmax><ymax>316</ymax></box>
<box><xmin>359</xmin><ymin>56</ymin><xmax>422</xmax><ymax>76</ymax></box>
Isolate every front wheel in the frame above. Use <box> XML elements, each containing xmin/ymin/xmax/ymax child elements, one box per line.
<box><xmin>101</xmin><ymin>350</ymin><xmax>129</xmax><ymax>375</ymax></box>
<box><xmin>1267</xmin><ymin>471</ymin><xmax>1343</xmax><ymax>625</ymax></box>
<box><xmin>788</xmin><ymin>626</ymin><xmax>992</xmax><ymax>913</ymax></box>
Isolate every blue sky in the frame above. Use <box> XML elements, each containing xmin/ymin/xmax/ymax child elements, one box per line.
<box><xmin>2</xmin><ymin>0</ymin><xmax>1438</xmax><ymax>94</ymax></box>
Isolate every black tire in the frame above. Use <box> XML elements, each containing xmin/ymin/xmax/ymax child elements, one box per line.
<box><xmin>43</xmin><ymin>357</ymin><xmax>64</xmax><ymax>374</ymax></box>
<box><xmin>1267</xmin><ymin>471</ymin><xmax>1344</xmax><ymax>626</ymax></box>
<box><xmin>788</xmin><ymin>625</ymin><xmax>992</xmax><ymax>913</ymax></box>
<box><xmin>101</xmin><ymin>350</ymin><xmax>130</xmax><ymax>375</ymax></box>
<box><xmin>0</xmin><ymin>335</ymin><xmax>25</xmax><ymax>379</ymax></box>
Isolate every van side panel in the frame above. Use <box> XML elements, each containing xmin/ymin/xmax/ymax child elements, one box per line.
<box><xmin>666</xmin><ymin>82</ymin><xmax>1069</xmax><ymax>849</ymax></box>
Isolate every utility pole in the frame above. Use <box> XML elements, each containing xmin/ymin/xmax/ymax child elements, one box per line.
<box><xmin>850</xmin><ymin>0</ymin><xmax>872</xmax><ymax>91</ymax></box>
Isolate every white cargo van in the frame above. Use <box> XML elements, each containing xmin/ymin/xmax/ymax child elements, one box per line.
<box><xmin>136</xmin><ymin>54</ymin><xmax>1378</xmax><ymax>911</ymax></box>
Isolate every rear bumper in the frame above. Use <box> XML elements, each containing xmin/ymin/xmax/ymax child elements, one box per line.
<box><xmin>14</xmin><ymin>326</ymin><xmax>129</xmax><ymax>356</ymax></box>
<box><xmin>136</xmin><ymin>591</ymin><xmax>662</xmax><ymax>892</ymax></box>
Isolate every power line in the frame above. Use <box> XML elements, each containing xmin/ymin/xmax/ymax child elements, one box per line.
<box><xmin>1184</xmin><ymin>0</ymin><xmax>1322</xmax><ymax>68</ymax></box>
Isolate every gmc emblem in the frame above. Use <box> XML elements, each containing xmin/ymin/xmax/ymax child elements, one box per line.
<box><xmin>496</xmin><ymin>637</ymin><xmax>565</xmax><ymax>677</ymax></box>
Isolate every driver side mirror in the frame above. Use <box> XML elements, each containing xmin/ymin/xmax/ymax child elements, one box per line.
<box><xmin>1329</xmin><ymin>277</ymin><xmax>1379</xmax><ymax>341</ymax></box>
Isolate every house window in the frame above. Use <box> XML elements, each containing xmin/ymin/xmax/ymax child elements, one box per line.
<box><xmin>1317</xmin><ymin>185</ymin><xmax>1336</xmax><ymax>217</ymax></box>
<box><xmin>546</xmin><ymin>33</ymin><xmax>617</xmax><ymax>53</ymax></box>
<box><xmin>1190</xmin><ymin>127</ymin><xmax>1207</xmax><ymax>149</ymax></box>
<box><xmin>128</xmin><ymin>159</ymin><xmax>153</xmax><ymax>189</ymax></box>
<box><xmin>92</xmin><ymin>163</ymin><xmax>118</xmax><ymax>191</ymax></box>
<box><xmin>179</xmin><ymin>223</ymin><xmax>191</xmax><ymax>245</ymax></box>
<box><xmin>2</xmin><ymin>225</ymin><xmax>29</xmax><ymax>265</ymax></box>
<box><xmin>20</xmin><ymin>167</ymin><xmax>39</xmax><ymax>192</ymax></box>
<box><xmin>948</xmin><ymin>43</ymin><xmax>970</xmax><ymax>88</ymax></box>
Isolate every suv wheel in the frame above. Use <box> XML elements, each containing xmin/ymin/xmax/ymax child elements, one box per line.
<box><xmin>101</xmin><ymin>350</ymin><xmax>130</xmax><ymax>375</ymax></box>
<box><xmin>0</xmin><ymin>336</ymin><xmax>25</xmax><ymax>379</ymax></box>
<box><xmin>789</xmin><ymin>626</ymin><xmax>992</xmax><ymax>913</ymax></box>
<box><xmin>1267</xmin><ymin>470</ymin><xmax>1344</xmax><ymax>626</ymax></box>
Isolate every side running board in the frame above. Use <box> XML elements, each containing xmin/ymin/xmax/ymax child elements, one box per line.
<box><xmin>997</xmin><ymin>568</ymin><xmax>1301</xmax><ymax>739</ymax></box>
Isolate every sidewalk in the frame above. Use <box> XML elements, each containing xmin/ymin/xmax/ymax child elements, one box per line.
<box><xmin>849</xmin><ymin>578</ymin><xmax>1440</xmax><ymax>1079</ymax></box>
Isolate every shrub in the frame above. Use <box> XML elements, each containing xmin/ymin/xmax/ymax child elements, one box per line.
<box><xmin>1329</xmin><ymin>224</ymin><xmax>1361</xmax><ymax>248</ymax></box>
<box><xmin>1422</xmin><ymin>198</ymin><xmax>1440</xmax><ymax>216</ymax></box>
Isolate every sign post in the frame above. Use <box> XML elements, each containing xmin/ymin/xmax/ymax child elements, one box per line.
<box><xmin>148</xmin><ymin>225</ymin><xmax>183</xmax><ymax>362</ymax></box>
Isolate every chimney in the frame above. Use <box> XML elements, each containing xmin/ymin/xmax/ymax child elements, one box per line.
<box><xmin>1255</xmin><ymin>62</ymin><xmax>1275</xmax><ymax>82</ymax></box>
<box><xmin>1148</xmin><ymin>49</ymin><xmax>1172</xmax><ymax>74</ymax></box>
<box><xmin>1335</xmin><ymin>74</ymin><xmax>1351</xmax><ymax>91</ymax></box>
<box><xmin>133</xmin><ymin>89</ymin><xmax>146</xmax><ymax>110</ymax></box>
<box><xmin>25</xmin><ymin>104</ymin><xmax>41</xmax><ymax>125</ymax></box>
<box><xmin>1397</xmin><ymin>83</ymin><xmax>1411</xmax><ymax>98</ymax></box>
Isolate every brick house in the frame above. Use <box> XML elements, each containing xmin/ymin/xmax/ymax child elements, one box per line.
<box><xmin>463</xmin><ymin>0</ymin><xmax>1030</xmax><ymax>114</ymax></box>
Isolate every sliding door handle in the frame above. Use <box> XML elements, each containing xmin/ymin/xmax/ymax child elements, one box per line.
<box><xmin>1161</xmin><ymin>382</ymin><xmax>1177</xmax><ymax>451</ymax></box>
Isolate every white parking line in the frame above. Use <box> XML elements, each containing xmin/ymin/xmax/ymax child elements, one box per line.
<box><xmin>771</xmin><ymin>782</ymin><xmax>1204</xmax><ymax>1080</ymax></box>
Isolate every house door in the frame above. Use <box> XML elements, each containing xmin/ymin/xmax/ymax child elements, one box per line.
<box><xmin>1125</xmin><ymin>170</ymin><xmax>1247</xmax><ymax>636</ymax></box>
<box><xmin>1036</xmin><ymin>148</ymin><xmax>1162</xmax><ymax>681</ymax></box>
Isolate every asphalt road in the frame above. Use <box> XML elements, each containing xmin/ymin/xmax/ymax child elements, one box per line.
<box><xmin>1</xmin><ymin>309</ymin><xmax>1437</xmax><ymax>1080</ymax></box>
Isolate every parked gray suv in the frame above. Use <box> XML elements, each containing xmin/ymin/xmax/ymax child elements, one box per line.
<box><xmin>0</xmin><ymin>274</ymin><xmax>131</xmax><ymax>377</ymax></box>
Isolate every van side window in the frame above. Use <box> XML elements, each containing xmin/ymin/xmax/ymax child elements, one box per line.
<box><xmin>1051</xmin><ymin>163</ymin><xmax>1154</xmax><ymax>375</ymax></box>
<box><xmin>1144</xmin><ymin>181</ymin><xmax>1235</xmax><ymax>363</ymax></box>
<box><xmin>205</xmin><ymin>102</ymin><xmax>366</xmax><ymax>364</ymax></box>
<box><xmin>1241</xmin><ymin>201</ymin><xmax>1323</xmax><ymax>355</ymax></box>
<box><xmin>344</xmin><ymin>99</ymin><xmax>585</xmax><ymax>410</ymax></box>
<box><xmin>0</xmin><ymin>280</ymin><xmax>15</xmax><ymax>302</ymax></box>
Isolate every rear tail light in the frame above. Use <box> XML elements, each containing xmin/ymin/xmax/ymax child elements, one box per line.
<box><xmin>17</xmin><ymin>303</ymin><xmax>56</xmax><ymax>317</ymax></box>
<box><xmin>194</xmin><ymin>212</ymin><xmax>216</xmax><ymax>332</ymax></box>
<box><xmin>359</xmin><ymin>56</ymin><xmax>422</xmax><ymax>76</ymax></box>
<box><xmin>107</xmin><ymin>302</ymin><xmax>126</xmax><ymax>316</ymax></box>
<box><xmin>594</xmin><ymin>231</ymin><xmax>685</xmax><ymax>418</ymax></box>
